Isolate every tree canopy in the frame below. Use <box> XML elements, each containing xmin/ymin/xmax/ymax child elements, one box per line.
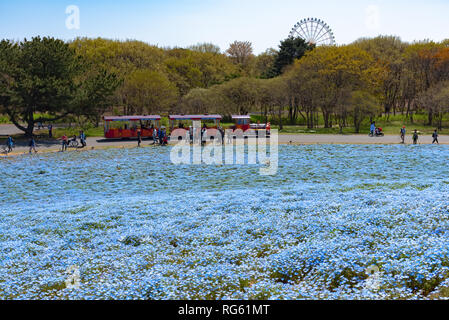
<box><xmin>0</xmin><ymin>37</ymin><xmax>119</xmax><ymax>136</ymax></box>
<box><xmin>271</xmin><ymin>37</ymin><xmax>312</xmax><ymax>77</ymax></box>
<box><xmin>4</xmin><ymin>35</ymin><xmax>449</xmax><ymax>134</ymax></box>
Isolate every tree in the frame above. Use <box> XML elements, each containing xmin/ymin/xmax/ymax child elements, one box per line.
<box><xmin>121</xmin><ymin>70</ymin><xmax>178</xmax><ymax>115</ymax></box>
<box><xmin>418</xmin><ymin>81</ymin><xmax>449</xmax><ymax>130</ymax></box>
<box><xmin>165</xmin><ymin>53</ymin><xmax>203</xmax><ymax>96</ymax></box>
<box><xmin>0</xmin><ymin>41</ymin><xmax>16</xmax><ymax>117</ymax></box>
<box><xmin>0</xmin><ymin>37</ymin><xmax>83</xmax><ymax>136</ymax></box>
<box><xmin>271</xmin><ymin>37</ymin><xmax>311</xmax><ymax>77</ymax></box>
<box><xmin>265</xmin><ymin>77</ymin><xmax>288</xmax><ymax>130</ymax></box>
<box><xmin>180</xmin><ymin>88</ymin><xmax>219</xmax><ymax>114</ymax></box>
<box><xmin>188</xmin><ymin>43</ymin><xmax>221</xmax><ymax>54</ymax></box>
<box><xmin>286</xmin><ymin>45</ymin><xmax>384</xmax><ymax>131</ymax></box>
<box><xmin>166</xmin><ymin>48</ymin><xmax>238</xmax><ymax>95</ymax></box>
<box><xmin>75</xmin><ymin>67</ymin><xmax>122</xmax><ymax>127</ymax></box>
<box><xmin>285</xmin><ymin>61</ymin><xmax>321</xmax><ymax>128</ymax></box>
<box><xmin>402</xmin><ymin>41</ymin><xmax>446</xmax><ymax>125</ymax></box>
<box><xmin>348</xmin><ymin>90</ymin><xmax>381</xmax><ymax>133</ymax></box>
<box><xmin>254</xmin><ymin>48</ymin><xmax>278</xmax><ymax>79</ymax></box>
<box><xmin>354</xmin><ymin>36</ymin><xmax>407</xmax><ymax>118</ymax></box>
<box><xmin>226</xmin><ymin>41</ymin><xmax>254</xmax><ymax>67</ymax></box>
<box><xmin>70</xmin><ymin>38</ymin><xmax>167</xmax><ymax>77</ymax></box>
<box><xmin>216</xmin><ymin>77</ymin><xmax>261</xmax><ymax>116</ymax></box>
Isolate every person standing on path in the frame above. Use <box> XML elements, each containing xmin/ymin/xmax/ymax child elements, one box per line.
<box><xmin>137</xmin><ymin>129</ymin><xmax>142</xmax><ymax>148</ymax></box>
<box><xmin>370</xmin><ymin>122</ymin><xmax>376</xmax><ymax>137</ymax></box>
<box><xmin>413</xmin><ymin>130</ymin><xmax>419</xmax><ymax>145</ymax></box>
<box><xmin>152</xmin><ymin>127</ymin><xmax>158</xmax><ymax>145</ymax></box>
<box><xmin>400</xmin><ymin>126</ymin><xmax>406</xmax><ymax>144</ymax></box>
<box><xmin>80</xmin><ymin>131</ymin><xmax>87</xmax><ymax>148</ymax></box>
<box><xmin>48</xmin><ymin>124</ymin><xmax>53</xmax><ymax>138</ymax></box>
<box><xmin>159</xmin><ymin>128</ymin><xmax>164</xmax><ymax>145</ymax></box>
<box><xmin>6</xmin><ymin>136</ymin><xmax>14</xmax><ymax>153</ymax></box>
<box><xmin>432</xmin><ymin>130</ymin><xmax>439</xmax><ymax>144</ymax></box>
<box><xmin>29</xmin><ymin>136</ymin><xmax>37</xmax><ymax>154</ymax></box>
<box><xmin>61</xmin><ymin>134</ymin><xmax>68</xmax><ymax>152</ymax></box>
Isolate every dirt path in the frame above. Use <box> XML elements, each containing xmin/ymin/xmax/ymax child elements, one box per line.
<box><xmin>278</xmin><ymin>134</ymin><xmax>449</xmax><ymax>145</ymax></box>
<box><xmin>0</xmin><ymin>124</ymin><xmax>25</xmax><ymax>136</ymax></box>
<box><xmin>1</xmin><ymin>133</ymin><xmax>447</xmax><ymax>157</ymax></box>
<box><xmin>0</xmin><ymin>137</ymin><xmax>150</xmax><ymax>156</ymax></box>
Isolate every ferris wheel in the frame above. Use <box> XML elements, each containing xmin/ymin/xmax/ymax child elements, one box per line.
<box><xmin>289</xmin><ymin>18</ymin><xmax>336</xmax><ymax>46</ymax></box>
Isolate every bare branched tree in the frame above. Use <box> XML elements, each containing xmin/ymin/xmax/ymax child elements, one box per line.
<box><xmin>226</xmin><ymin>41</ymin><xmax>254</xmax><ymax>66</ymax></box>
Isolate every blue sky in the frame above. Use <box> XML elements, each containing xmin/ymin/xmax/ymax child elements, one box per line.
<box><xmin>1</xmin><ymin>0</ymin><xmax>449</xmax><ymax>53</ymax></box>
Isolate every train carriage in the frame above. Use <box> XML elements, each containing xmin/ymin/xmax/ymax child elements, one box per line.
<box><xmin>231</xmin><ymin>115</ymin><xmax>271</xmax><ymax>137</ymax></box>
<box><xmin>104</xmin><ymin>115</ymin><xmax>161</xmax><ymax>140</ymax></box>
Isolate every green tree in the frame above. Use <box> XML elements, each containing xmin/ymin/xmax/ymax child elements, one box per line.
<box><xmin>166</xmin><ymin>48</ymin><xmax>238</xmax><ymax>96</ymax></box>
<box><xmin>354</xmin><ymin>36</ymin><xmax>407</xmax><ymax>117</ymax></box>
<box><xmin>180</xmin><ymin>88</ymin><xmax>219</xmax><ymax>114</ymax></box>
<box><xmin>418</xmin><ymin>81</ymin><xmax>449</xmax><ymax>130</ymax></box>
<box><xmin>271</xmin><ymin>37</ymin><xmax>311</xmax><ymax>77</ymax></box>
<box><xmin>122</xmin><ymin>70</ymin><xmax>179</xmax><ymax>115</ymax></box>
<box><xmin>75</xmin><ymin>68</ymin><xmax>122</xmax><ymax>127</ymax></box>
<box><xmin>0</xmin><ymin>37</ymin><xmax>82</xmax><ymax>136</ymax></box>
<box><xmin>264</xmin><ymin>77</ymin><xmax>288</xmax><ymax>129</ymax></box>
<box><xmin>188</xmin><ymin>43</ymin><xmax>221</xmax><ymax>54</ymax></box>
<box><xmin>254</xmin><ymin>48</ymin><xmax>278</xmax><ymax>79</ymax></box>
<box><xmin>348</xmin><ymin>90</ymin><xmax>381</xmax><ymax>133</ymax></box>
<box><xmin>402</xmin><ymin>41</ymin><xmax>445</xmax><ymax>124</ymax></box>
<box><xmin>286</xmin><ymin>45</ymin><xmax>383</xmax><ymax>131</ymax></box>
<box><xmin>216</xmin><ymin>77</ymin><xmax>261</xmax><ymax>116</ymax></box>
<box><xmin>70</xmin><ymin>38</ymin><xmax>167</xmax><ymax>77</ymax></box>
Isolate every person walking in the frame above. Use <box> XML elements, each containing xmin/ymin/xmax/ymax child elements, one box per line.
<box><xmin>80</xmin><ymin>131</ymin><xmax>87</xmax><ymax>148</ymax></box>
<box><xmin>137</xmin><ymin>129</ymin><xmax>142</xmax><ymax>147</ymax></box>
<box><xmin>161</xmin><ymin>128</ymin><xmax>167</xmax><ymax>146</ymax></box>
<box><xmin>400</xmin><ymin>126</ymin><xmax>406</xmax><ymax>144</ymax></box>
<box><xmin>432</xmin><ymin>129</ymin><xmax>439</xmax><ymax>144</ymax></box>
<box><xmin>370</xmin><ymin>122</ymin><xmax>376</xmax><ymax>137</ymax></box>
<box><xmin>29</xmin><ymin>136</ymin><xmax>37</xmax><ymax>154</ymax></box>
<box><xmin>61</xmin><ymin>134</ymin><xmax>68</xmax><ymax>152</ymax></box>
<box><xmin>159</xmin><ymin>128</ymin><xmax>164</xmax><ymax>145</ymax></box>
<box><xmin>413</xmin><ymin>130</ymin><xmax>419</xmax><ymax>145</ymax></box>
<box><xmin>152</xmin><ymin>127</ymin><xmax>158</xmax><ymax>145</ymax></box>
<box><xmin>48</xmin><ymin>124</ymin><xmax>53</xmax><ymax>138</ymax></box>
<box><xmin>6</xmin><ymin>135</ymin><xmax>14</xmax><ymax>153</ymax></box>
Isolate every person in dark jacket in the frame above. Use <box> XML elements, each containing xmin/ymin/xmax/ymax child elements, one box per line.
<box><xmin>137</xmin><ymin>129</ymin><xmax>142</xmax><ymax>147</ymax></box>
<box><xmin>400</xmin><ymin>126</ymin><xmax>406</xmax><ymax>144</ymax></box>
<box><xmin>413</xmin><ymin>130</ymin><xmax>419</xmax><ymax>145</ymax></box>
<box><xmin>29</xmin><ymin>136</ymin><xmax>37</xmax><ymax>154</ymax></box>
<box><xmin>432</xmin><ymin>130</ymin><xmax>439</xmax><ymax>144</ymax></box>
<box><xmin>6</xmin><ymin>136</ymin><xmax>14</xmax><ymax>153</ymax></box>
<box><xmin>80</xmin><ymin>131</ymin><xmax>87</xmax><ymax>148</ymax></box>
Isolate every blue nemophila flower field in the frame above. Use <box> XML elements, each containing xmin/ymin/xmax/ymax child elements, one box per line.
<box><xmin>1</xmin><ymin>145</ymin><xmax>449</xmax><ymax>300</ymax></box>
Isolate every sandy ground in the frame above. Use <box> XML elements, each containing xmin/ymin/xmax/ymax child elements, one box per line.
<box><xmin>278</xmin><ymin>134</ymin><xmax>449</xmax><ymax>145</ymax></box>
<box><xmin>1</xmin><ymin>124</ymin><xmax>447</xmax><ymax>157</ymax></box>
<box><xmin>1</xmin><ymin>135</ymin><xmax>446</xmax><ymax>157</ymax></box>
